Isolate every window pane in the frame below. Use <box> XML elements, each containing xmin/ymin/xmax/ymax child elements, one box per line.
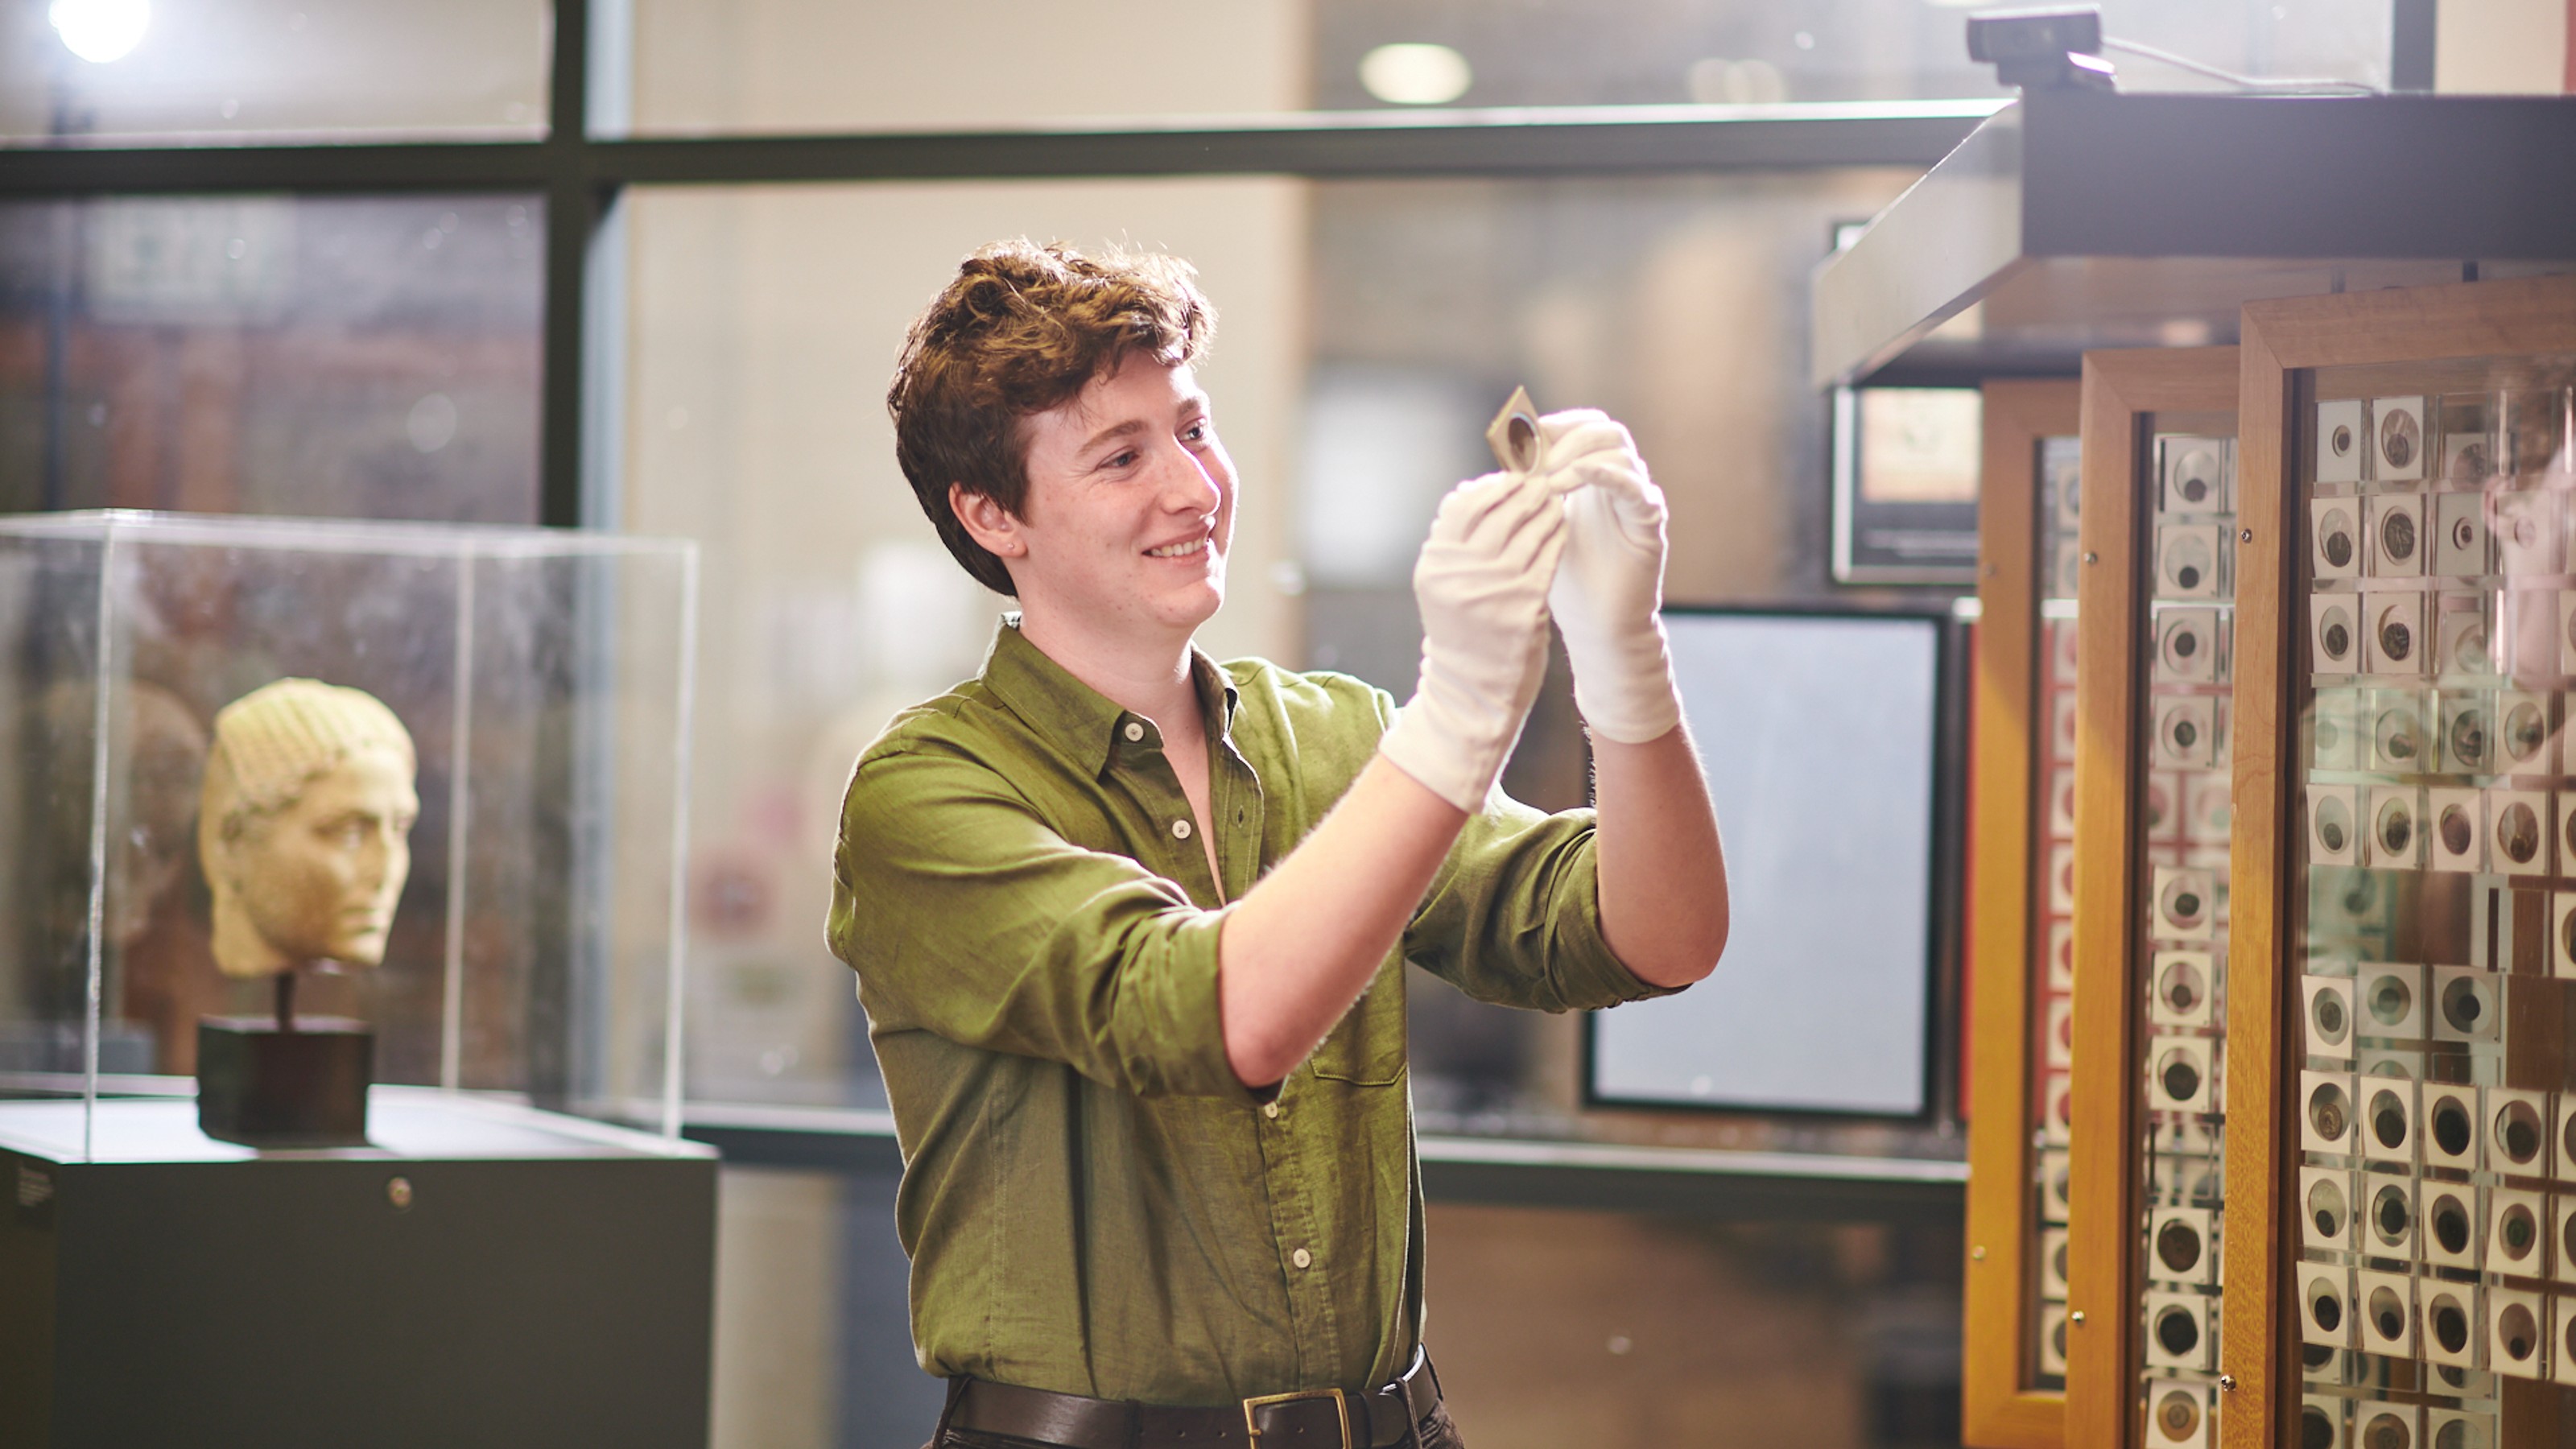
<box><xmin>0</xmin><ymin>0</ymin><xmax>547</xmax><ymax>146</ymax></box>
<box><xmin>1298</xmin><ymin>170</ymin><xmax>1915</xmax><ymax>681</ymax></box>
<box><xmin>0</xmin><ymin>193</ymin><xmax>544</xmax><ymax>522</ymax></box>
<box><xmin>625</xmin><ymin>168</ymin><xmax>1965</xmax><ymax>1174</ymax></box>
<box><xmin>624</xmin><ymin>0</ymin><xmax>2392</xmax><ymax>134</ymax></box>
<box><xmin>619</xmin><ymin>178</ymin><xmax>1305</xmax><ymax>1107</ymax></box>
<box><xmin>1318</xmin><ymin>0</ymin><xmax>2396</xmax><ymax>107</ymax></box>
<box><xmin>1302</xmin><ymin>171</ymin><xmax>1959</xmax><ymax>1164</ymax></box>
<box><xmin>625</xmin><ymin>0</ymin><xmax>1305</xmax><ymax>135</ymax></box>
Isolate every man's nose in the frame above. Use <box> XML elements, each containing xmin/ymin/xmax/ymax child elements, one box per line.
<box><xmin>1153</xmin><ymin>439</ymin><xmax>1222</xmax><ymax>511</ymax></box>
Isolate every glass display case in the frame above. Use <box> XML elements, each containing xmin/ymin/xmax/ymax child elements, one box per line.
<box><xmin>1965</xmin><ymin>377</ymin><xmax>2082</xmax><ymax>1448</ymax></box>
<box><xmin>2227</xmin><ymin>274</ymin><xmax>2576</xmax><ymax>1449</ymax></box>
<box><xmin>2054</xmin><ymin>348</ymin><xmax>2243</xmax><ymax>1449</ymax></box>
<box><xmin>0</xmin><ymin>510</ymin><xmax>699</xmax><ymax>1148</ymax></box>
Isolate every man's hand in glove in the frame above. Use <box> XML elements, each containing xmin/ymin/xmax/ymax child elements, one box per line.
<box><xmin>1376</xmin><ymin>469</ymin><xmax>1568</xmax><ymax>813</ymax></box>
<box><xmin>1534</xmin><ymin>410</ymin><xmax>1682</xmax><ymax>745</ymax></box>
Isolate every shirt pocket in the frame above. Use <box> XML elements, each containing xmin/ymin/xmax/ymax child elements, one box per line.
<box><xmin>1307</xmin><ymin>960</ymin><xmax>1407</xmax><ymax>1087</ymax></box>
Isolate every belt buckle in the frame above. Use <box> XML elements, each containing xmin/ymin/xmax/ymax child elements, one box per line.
<box><xmin>1241</xmin><ymin>1387</ymin><xmax>1351</xmax><ymax>1448</ymax></box>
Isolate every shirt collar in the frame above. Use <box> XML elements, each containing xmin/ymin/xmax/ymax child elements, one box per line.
<box><xmin>980</xmin><ymin>615</ymin><xmax>1239</xmax><ymax>777</ymax></box>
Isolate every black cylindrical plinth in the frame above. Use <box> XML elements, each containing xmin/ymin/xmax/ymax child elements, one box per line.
<box><xmin>196</xmin><ymin>1017</ymin><xmax>373</xmax><ymax>1147</ymax></box>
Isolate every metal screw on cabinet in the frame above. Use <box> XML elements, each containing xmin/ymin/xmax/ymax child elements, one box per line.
<box><xmin>1971</xmin><ymin>1245</ymin><xmax>1987</xmax><ymax>1261</ymax></box>
<box><xmin>2240</xmin><ymin>528</ymin><xmax>2253</xmax><ymax>543</ymax></box>
<box><xmin>2069</xmin><ymin>1310</ymin><xmax>2087</xmax><ymax>1325</ymax></box>
<box><xmin>2083</xmin><ymin>551</ymin><xmax>2099</xmax><ymax>564</ymax></box>
<box><xmin>2218</xmin><ymin>1375</ymin><xmax>2237</xmax><ymax>1392</ymax></box>
<box><xmin>387</xmin><ymin>1176</ymin><xmax>413</xmax><ymax>1210</ymax></box>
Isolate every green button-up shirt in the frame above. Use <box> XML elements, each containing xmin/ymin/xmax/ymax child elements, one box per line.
<box><xmin>828</xmin><ymin>619</ymin><xmax>1671</xmax><ymax>1406</ymax></box>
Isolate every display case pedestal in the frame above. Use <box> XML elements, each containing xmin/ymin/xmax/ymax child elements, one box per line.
<box><xmin>195</xmin><ymin>1017</ymin><xmax>372</xmax><ymax>1148</ymax></box>
<box><xmin>0</xmin><ymin>1088</ymin><xmax>716</xmax><ymax>1449</ymax></box>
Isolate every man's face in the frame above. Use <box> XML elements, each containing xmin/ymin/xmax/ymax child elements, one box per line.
<box><xmin>232</xmin><ymin>745</ymin><xmax>419</xmax><ymax>968</ymax></box>
<box><xmin>991</xmin><ymin>358</ymin><xmax>1235</xmax><ymax>639</ymax></box>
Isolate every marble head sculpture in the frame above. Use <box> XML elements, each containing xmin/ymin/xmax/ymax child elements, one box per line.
<box><xmin>198</xmin><ymin>679</ymin><xmax>420</xmax><ymax>980</ymax></box>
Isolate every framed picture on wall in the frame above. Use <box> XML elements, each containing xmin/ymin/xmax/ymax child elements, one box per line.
<box><xmin>1830</xmin><ymin>383</ymin><xmax>1984</xmax><ymax>586</ymax></box>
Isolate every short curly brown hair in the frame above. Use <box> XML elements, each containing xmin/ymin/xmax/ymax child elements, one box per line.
<box><xmin>887</xmin><ymin>240</ymin><xmax>1217</xmax><ymax>596</ymax></box>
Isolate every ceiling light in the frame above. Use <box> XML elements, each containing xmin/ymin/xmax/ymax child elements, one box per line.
<box><xmin>1359</xmin><ymin>43</ymin><xmax>1472</xmax><ymax>105</ymax></box>
<box><xmin>51</xmin><ymin>0</ymin><xmax>150</xmax><ymax>64</ymax></box>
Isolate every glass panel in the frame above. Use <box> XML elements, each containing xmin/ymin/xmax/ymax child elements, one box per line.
<box><xmin>620</xmin><ymin>177</ymin><xmax>1307</xmax><ymax>1108</ymax></box>
<box><xmin>627</xmin><ymin>0</ymin><xmax>1307</xmax><ymax>135</ymax></box>
<box><xmin>625</xmin><ymin>169</ymin><xmax>1965</xmax><ymax>1171</ymax></box>
<box><xmin>2293</xmin><ymin>361</ymin><xmax>2576</xmax><ymax>1447</ymax></box>
<box><xmin>0</xmin><ymin>513</ymin><xmax>695</xmax><ymax>1143</ymax></box>
<box><xmin>0</xmin><ymin>0</ymin><xmax>548</xmax><ymax>146</ymax></box>
<box><xmin>625</xmin><ymin>0</ymin><xmax>2393</xmax><ymax>134</ymax></box>
<box><xmin>1305</xmin><ymin>170</ymin><xmax>1931</xmax><ymax>1161</ymax></box>
<box><xmin>1313</xmin><ymin>0</ymin><xmax>2396</xmax><ymax>107</ymax></box>
<box><xmin>2137</xmin><ymin>419</ymin><xmax>2237</xmax><ymax>1447</ymax></box>
<box><xmin>0</xmin><ymin>194</ymin><xmax>544</xmax><ymax>523</ymax></box>
<box><xmin>2031</xmin><ymin>433</ymin><xmax>2080</xmax><ymax>1391</ymax></box>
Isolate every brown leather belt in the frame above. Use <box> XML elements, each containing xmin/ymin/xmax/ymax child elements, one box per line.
<box><xmin>947</xmin><ymin>1348</ymin><xmax>1442</xmax><ymax>1449</ymax></box>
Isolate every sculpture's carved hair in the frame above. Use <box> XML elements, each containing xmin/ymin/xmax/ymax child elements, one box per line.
<box><xmin>886</xmin><ymin>239</ymin><xmax>1216</xmax><ymax>596</ymax></box>
<box><xmin>199</xmin><ymin>679</ymin><xmax>416</xmax><ymax>849</ymax></box>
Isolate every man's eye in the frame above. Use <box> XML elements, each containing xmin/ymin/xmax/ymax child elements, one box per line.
<box><xmin>1183</xmin><ymin>421</ymin><xmax>1209</xmax><ymax>443</ymax></box>
<box><xmin>1104</xmin><ymin>449</ymin><xmax>1137</xmax><ymax>469</ymax></box>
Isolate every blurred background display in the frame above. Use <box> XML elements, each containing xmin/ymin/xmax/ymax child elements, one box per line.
<box><xmin>1588</xmin><ymin>609</ymin><xmax>1945</xmax><ymax>1117</ymax></box>
<box><xmin>0</xmin><ymin>194</ymin><xmax>543</xmax><ymax>522</ymax></box>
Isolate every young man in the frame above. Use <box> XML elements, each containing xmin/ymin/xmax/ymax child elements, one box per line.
<box><xmin>831</xmin><ymin>241</ymin><xmax>1728</xmax><ymax>1449</ymax></box>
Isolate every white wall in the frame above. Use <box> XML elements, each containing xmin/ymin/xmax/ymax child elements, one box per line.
<box><xmin>2437</xmin><ymin>0</ymin><xmax>2570</xmax><ymax>92</ymax></box>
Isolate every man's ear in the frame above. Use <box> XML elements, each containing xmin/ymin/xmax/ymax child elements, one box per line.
<box><xmin>947</xmin><ymin>484</ymin><xmax>1026</xmax><ymax>559</ymax></box>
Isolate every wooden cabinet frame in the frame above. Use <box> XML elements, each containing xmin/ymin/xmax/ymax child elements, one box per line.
<box><xmin>1965</xmin><ymin>378</ymin><xmax>2083</xmax><ymax>1449</ymax></box>
<box><xmin>2223</xmin><ymin>275</ymin><xmax>2576</xmax><ymax>1449</ymax></box>
<box><xmin>2062</xmin><ymin>347</ymin><xmax>2243</xmax><ymax>1449</ymax></box>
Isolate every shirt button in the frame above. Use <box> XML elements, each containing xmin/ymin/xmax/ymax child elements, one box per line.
<box><xmin>1262</xmin><ymin>1101</ymin><xmax>1280</xmax><ymax>1120</ymax></box>
<box><xmin>1291</xmin><ymin>1248</ymin><xmax>1312</xmax><ymax>1269</ymax></box>
<box><xmin>1172</xmin><ymin>819</ymin><xmax>1192</xmax><ymax>840</ymax></box>
<box><xmin>1123</xmin><ymin>722</ymin><xmax>1144</xmax><ymax>742</ymax></box>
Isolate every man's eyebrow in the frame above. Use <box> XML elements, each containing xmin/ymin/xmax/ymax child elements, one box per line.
<box><xmin>1075</xmin><ymin>394</ymin><xmax>1208</xmax><ymax>456</ymax></box>
<box><xmin>1075</xmin><ymin>417</ymin><xmax>1150</xmax><ymax>455</ymax></box>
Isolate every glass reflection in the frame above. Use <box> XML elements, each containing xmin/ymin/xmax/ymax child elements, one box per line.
<box><xmin>0</xmin><ymin>0</ymin><xmax>547</xmax><ymax>145</ymax></box>
<box><xmin>0</xmin><ymin>194</ymin><xmax>543</xmax><ymax>522</ymax></box>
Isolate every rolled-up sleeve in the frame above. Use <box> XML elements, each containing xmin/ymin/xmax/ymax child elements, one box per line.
<box><xmin>829</xmin><ymin>741</ymin><xmax>1256</xmax><ymax>1100</ymax></box>
<box><xmin>1402</xmin><ymin>796</ymin><xmax>1681</xmax><ymax>1013</ymax></box>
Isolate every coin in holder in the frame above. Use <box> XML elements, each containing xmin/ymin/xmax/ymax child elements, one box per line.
<box><xmin>2158</xmin><ymin>607</ymin><xmax>2223</xmax><ymax>683</ymax></box>
<box><xmin>2368</xmin><ymin>494</ymin><xmax>2425</xmax><ymax>575</ymax></box>
<box><xmin>2368</xmin><ymin>691</ymin><xmax>2425</xmax><ymax>773</ymax></box>
<box><xmin>1484</xmin><ymin>386</ymin><xmax>1542</xmax><ymax>476</ymax></box>
<box><xmin>2312</xmin><ymin>497</ymin><xmax>2361</xmax><ymax>577</ymax></box>
<box><xmin>2373</xmin><ymin>396</ymin><xmax>2426</xmax><ymax>483</ymax></box>
<box><xmin>2365</xmin><ymin>594</ymin><xmax>2423</xmax><ymax>675</ymax></box>
<box><xmin>2318</xmin><ymin>398</ymin><xmax>2365</xmax><ymax>484</ymax></box>
<box><xmin>2434</xmin><ymin>489</ymin><xmax>2491</xmax><ymax>575</ymax></box>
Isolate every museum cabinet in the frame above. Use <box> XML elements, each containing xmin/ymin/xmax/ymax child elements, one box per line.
<box><xmin>0</xmin><ymin>511</ymin><xmax>717</xmax><ymax>1449</ymax></box>
<box><xmin>1967</xmin><ymin>275</ymin><xmax>2576</xmax><ymax>1449</ymax></box>
<box><xmin>1964</xmin><ymin>378</ymin><xmax>2083</xmax><ymax>1448</ymax></box>
<box><xmin>2063</xmin><ymin>346</ymin><xmax>2244</xmax><ymax>1449</ymax></box>
<box><xmin>2227</xmin><ymin>275</ymin><xmax>2576</xmax><ymax>1449</ymax></box>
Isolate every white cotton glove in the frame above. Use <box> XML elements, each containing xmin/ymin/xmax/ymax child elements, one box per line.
<box><xmin>1534</xmin><ymin>411</ymin><xmax>1682</xmax><ymax>745</ymax></box>
<box><xmin>1378</xmin><ymin>471</ymin><xmax>1568</xmax><ymax>812</ymax></box>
